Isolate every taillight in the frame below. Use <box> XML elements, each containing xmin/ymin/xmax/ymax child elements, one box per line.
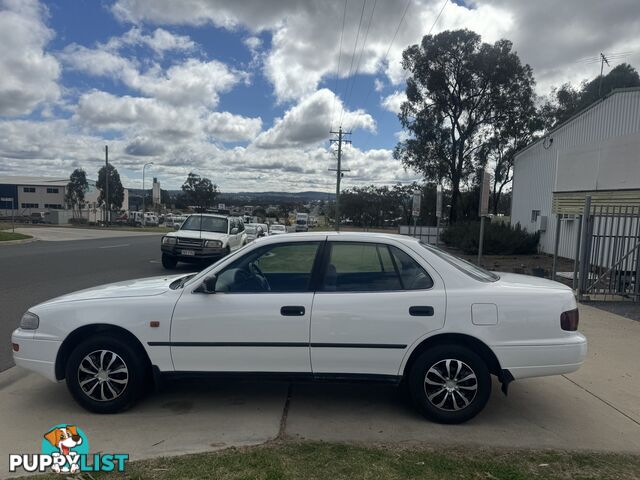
<box><xmin>561</xmin><ymin>309</ymin><xmax>579</xmax><ymax>331</ymax></box>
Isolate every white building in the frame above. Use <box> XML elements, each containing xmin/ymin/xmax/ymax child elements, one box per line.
<box><xmin>511</xmin><ymin>88</ymin><xmax>640</xmax><ymax>259</ymax></box>
<box><xmin>0</xmin><ymin>175</ymin><xmax>129</xmax><ymax>223</ymax></box>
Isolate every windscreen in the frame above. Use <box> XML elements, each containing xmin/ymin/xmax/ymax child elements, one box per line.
<box><xmin>180</xmin><ymin>215</ymin><xmax>228</xmax><ymax>233</ymax></box>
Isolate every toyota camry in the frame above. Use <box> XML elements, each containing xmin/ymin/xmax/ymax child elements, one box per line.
<box><xmin>12</xmin><ymin>232</ymin><xmax>586</xmax><ymax>424</ymax></box>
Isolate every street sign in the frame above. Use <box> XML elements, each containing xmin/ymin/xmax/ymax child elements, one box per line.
<box><xmin>435</xmin><ymin>186</ymin><xmax>443</xmax><ymax>218</ymax></box>
<box><xmin>479</xmin><ymin>170</ymin><xmax>492</xmax><ymax>217</ymax></box>
<box><xmin>412</xmin><ymin>192</ymin><xmax>421</xmax><ymax>217</ymax></box>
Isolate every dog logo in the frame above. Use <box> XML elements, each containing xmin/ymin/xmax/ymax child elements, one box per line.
<box><xmin>42</xmin><ymin>425</ymin><xmax>87</xmax><ymax>473</ymax></box>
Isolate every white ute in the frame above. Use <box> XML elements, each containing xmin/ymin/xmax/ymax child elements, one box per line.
<box><xmin>12</xmin><ymin>232</ymin><xmax>586</xmax><ymax>423</ymax></box>
<box><xmin>160</xmin><ymin>214</ymin><xmax>247</xmax><ymax>269</ymax></box>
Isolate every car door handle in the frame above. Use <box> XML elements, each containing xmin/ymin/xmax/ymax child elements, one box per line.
<box><xmin>281</xmin><ymin>306</ymin><xmax>305</xmax><ymax>316</ymax></box>
<box><xmin>409</xmin><ymin>306</ymin><xmax>434</xmax><ymax>316</ymax></box>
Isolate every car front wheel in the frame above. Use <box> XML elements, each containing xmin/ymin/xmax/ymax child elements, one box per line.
<box><xmin>162</xmin><ymin>253</ymin><xmax>177</xmax><ymax>269</ymax></box>
<box><xmin>408</xmin><ymin>344</ymin><xmax>491</xmax><ymax>424</ymax></box>
<box><xmin>65</xmin><ymin>336</ymin><xmax>146</xmax><ymax>413</ymax></box>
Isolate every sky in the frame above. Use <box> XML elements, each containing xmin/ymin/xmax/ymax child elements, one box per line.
<box><xmin>0</xmin><ymin>0</ymin><xmax>638</xmax><ymax>192</ymax></box>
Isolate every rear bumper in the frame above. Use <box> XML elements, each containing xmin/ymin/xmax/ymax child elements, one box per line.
<box><xmin>492</xmin><ymin>333</ymin><xmax>587</xmax><ymax>380</ymax></box>
<box><xmin>11</xmin><ymin>329</ymin><xmax>60</xmax><ymax>382</ymax></box>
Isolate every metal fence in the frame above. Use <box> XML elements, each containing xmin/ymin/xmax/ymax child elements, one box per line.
<box><xmin>576</xmin><ymin>200</ymin><xmax>640</xmax><ymax>302</ymax></box>
<box><xmin>398</xmin><ymin>225</ymin><xmax>441</xmax><ymax>245</ymax></box>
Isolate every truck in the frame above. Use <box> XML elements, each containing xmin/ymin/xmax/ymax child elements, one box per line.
<box><xmin>295</xmin><ymin>212</ymin><xmax>309</xmax><ymax>232</ymax></box>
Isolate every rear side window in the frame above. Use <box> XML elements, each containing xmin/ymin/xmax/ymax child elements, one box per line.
<box><xmin>322</xmin><ymin>242</ymin><xmax>432</xmax><ymax>292</ymax></box>
<box><xmin>389</xmin><ymin>245</ymin><xmax>434</xmax><ymax>290</ymax></box>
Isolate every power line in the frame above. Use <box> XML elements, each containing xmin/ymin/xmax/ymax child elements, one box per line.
<box><xmin>341</xmin><ymin>0</ymin><xmax>378</xmax><ymax>130</ymax></box>
<box><xmin>330</xmin><ymin>0</ymin><xmax>349</xmax><ymax>131</ymax></box>
<box><xmin>359</xmin><ymin>0</ymin><xmax>411</xmax><ymax>115</ymax></box>
<box><xmin>427</xmin><ymin>0</ymin><xmax>448</xmax><ymax>35</ymax></box>
<box><xmin>337</xmin><ymin>0</ymin><xmax>367</xmax><ymax>128</ymax></box>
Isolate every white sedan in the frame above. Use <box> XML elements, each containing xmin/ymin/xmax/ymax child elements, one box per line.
<box><xmin>12</xmin><ymin>232</ymin><xmax>586</xmax><ymax>423</ymax></box>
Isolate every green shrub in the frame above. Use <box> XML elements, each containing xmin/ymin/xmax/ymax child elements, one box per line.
<box><xmin>68</xmin><ymin>217</ymin><xmax>88</xmax><ymax>225</ymax></box>
<box><xmin>441</xmin><ymin>221</ymin><xmax>539</xmax><ymax>255</ymax></box>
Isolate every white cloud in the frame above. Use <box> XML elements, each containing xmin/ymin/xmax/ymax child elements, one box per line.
<box><xmin>381</xmin><ymin>90</ymin><xmax>406</xmax><ymax>115</ymax></box>
<box><xmin>243</xmin><ymin>36</ymin><xmax>262</xmax><ymax>52</ymax></box>
<box><xmin>253</xmin><ymin>89</ymin><xmax>375</xmax><ymax>149</ymax></box>
<box><xmin>205</xmin><ymin>112</ymin><xmax>262</xmax><ymax>142</ymax></box>
<box><xmin>106</xmin><ymin>27</ymin><xmax>196</xmax><ymax>55</ymax></box>
<box><xmin>0</xmin><ymin>0</ymin><xmax>60</xmax><ymax>115</ymax></box>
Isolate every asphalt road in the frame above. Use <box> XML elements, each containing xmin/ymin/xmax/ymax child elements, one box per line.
<box><xmin>0</xmin><ymin>235</ymin><xmax>199</xmax><ymax>372</ymax></box>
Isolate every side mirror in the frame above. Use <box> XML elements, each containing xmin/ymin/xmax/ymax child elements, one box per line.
<box><xmin>231</xmin><ymin>227</ymin><xmax>238</xmax><ymax>235</ymax></box>
<box><xmin>196</xmin><ymin>274</ymin><xmax>217</xmax><ymax>294</ymax></box>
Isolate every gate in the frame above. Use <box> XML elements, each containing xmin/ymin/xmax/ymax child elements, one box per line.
<box><xmin>577</xmin><ymin>199</ymin><xmax>640</xmax><ymax>302</ymax></box>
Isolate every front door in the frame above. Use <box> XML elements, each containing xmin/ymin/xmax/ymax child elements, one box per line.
<box><xmin>310</xmin><ymin>239</ymin><xmax>446</xmax><ymax>377</ymax></box>
<box><xmin>170</xmin><ymin>238</ymin><xmax>324</xmax><ymax>372</ymax></box>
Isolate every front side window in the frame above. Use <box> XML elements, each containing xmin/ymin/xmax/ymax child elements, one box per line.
<box><xmin>216</xmin><ymin>241</ymin><xmax>321</xmax><ymax>293</ymax></box>
<box><xmin>180</xmin><ymin>215</ymin><xmax>228</xmax><ymax>233</ymax></box>
<box><xmin>321</xmin><ymin>242</ymin><xmax>432</xmax><ymax>292</ymax></box>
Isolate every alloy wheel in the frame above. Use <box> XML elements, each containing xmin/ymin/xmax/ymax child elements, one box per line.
<box><xmin>77</xmin><ymin>349</ymin><xmax>129</xmax><ymax>402</ymax></box>
<box><xmin>423</xmin><ymin>358</ymin><xmax>478</xmax><ymax>411</ymax></box>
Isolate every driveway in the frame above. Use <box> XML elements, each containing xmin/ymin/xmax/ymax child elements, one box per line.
<box><xmin>0</xmin><ymin>304</ymin><xmax>638</xmax><ymax>475</ymax></box>
<box><xmin>13</xmin><ymin>227</ymin><xmax>161</xmax><ymax>242</ymax></box>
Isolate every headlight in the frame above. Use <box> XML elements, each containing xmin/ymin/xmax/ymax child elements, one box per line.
<box><xmin>20</xmin><ymin>312</ymin><xmax>39</xmax><ymax>330</ymax></box>
<box><xmin>162</xmin><ymin>236</ymin><xmax>177</xmax><ymax>245</ymax></box>
<box><xmin>205</xmin><ymin>240</ymin><xmax>223</xmax><ymax>248</ymax></box>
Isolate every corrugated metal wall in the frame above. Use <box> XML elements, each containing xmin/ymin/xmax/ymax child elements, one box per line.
<box><xmin>511</xmin><ymin>89</ymin><xmax>640</xmax><ymax>260</ymax></box>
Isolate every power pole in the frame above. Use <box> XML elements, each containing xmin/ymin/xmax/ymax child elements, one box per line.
<box><xmin>598</xmin><ymin>52</ymin><xmax>609</xmax><ymax>97</ymax></box>
<box><xmin>105</xmin><ymin>145</ymin><xmax>109</xmax><ymax>226</ymax></box>
<box><xmin>329</xmin><ymin>127</ymin><xmax>351</xmax><ymax>231</ymax></box>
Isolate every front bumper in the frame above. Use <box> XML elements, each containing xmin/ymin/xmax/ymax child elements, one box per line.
<box><xmin>11</xmin><ymin>329</ymin><xmax>61</xmax><ymax>382</ymax></box>
<box><xmin>161</xmin><ymin>245</ymin><xmax>227</xmax><ymax>261</ymax></box>
<box><xmin>492</xmin><ymin>333</ymin><xmax>588</xmax><ymax>380</ymax></box>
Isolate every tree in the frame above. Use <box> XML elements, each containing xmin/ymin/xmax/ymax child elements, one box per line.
<box><xmin>65</xmin><ymin>168</ymin><xmax>89</xmax><ymax>218</ymax></box>
<box><xmin>394</xmin><ymin>29</ymin><xmax>536</xmax><ymax>222</ymax></box>
<box><xmin>542</xmin><ymin>63</ymin><xmax>640</xmax><ymax>128</ymax></box>
<box><xmin>97</xmin><ymin>164</ymin><xmax>125</xmax><ymax>214</ymax></box>
<box><xmin>181</xmin><ymin>172</ymin><xmax>219</xmax><ymax>212</ymax></box>
<box><xmin>477</xmin><ymin>81</ymin><xmax>542</xmax><ymax>214</ymax></box>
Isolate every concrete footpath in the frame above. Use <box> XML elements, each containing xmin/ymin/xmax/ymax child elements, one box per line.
<box><xmin>0</xmin><ymin>304</ymin><xmax>638</xmax><ymax>475</ymax></box>
<box><xmin>13</xmin><ymin>227</ymin><xmax>162</xmax><ymax>242</ymax></box>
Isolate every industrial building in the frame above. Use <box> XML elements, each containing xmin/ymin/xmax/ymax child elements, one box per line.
<box><xmin>511</xmin><ymin>88</ymin><xmax>640</xmax><ymax>257</ymax></box>
<box><xmin>511</xmin><ymin>88</ymin><xmax>640</xmax><ymax>300</ymax></box>
<box><xmin>0</xmin><ymin>175</ymin><xmax>129</xmax><ymax>224</ymax></box>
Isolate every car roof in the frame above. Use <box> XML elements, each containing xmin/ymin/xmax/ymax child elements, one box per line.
<box><xmin>260</xmin><ymin>230</ymin><xmax>419</xmax><ymax>244</ymax></box>
<box><xmin>186</xmin><ymin>213</ymin><xmax>229</xmax><ymax>219</ymax></box>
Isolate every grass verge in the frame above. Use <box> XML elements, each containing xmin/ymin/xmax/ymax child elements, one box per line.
<box><xmin>25</xmin><ymin>441</ymin><xmax>640</xmax><ymax>479</ymax></box>
<box><xmin>0</xmin><ymin>231</ymin><xmax>31</xmax><ymax>241</ymax></box>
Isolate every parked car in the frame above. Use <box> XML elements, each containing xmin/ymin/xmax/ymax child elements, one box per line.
<box><xmin>269</xmin><ymin>224</ymin><xmax>287</xmax><ymax>235</ymax></box>
<box><xmin>12</xmin><ymin>232</ymin><xmax>586</xmax><ymax>423</ymax></box>
<box><xmin>160</xmin><ymin>214</ymin><xmax>247</xmax><ymax>269</ymax></box>
<box><xmin>245</xmin><ymin>224</ymin><xmax>266</xmax><ymax>242</ymax></box>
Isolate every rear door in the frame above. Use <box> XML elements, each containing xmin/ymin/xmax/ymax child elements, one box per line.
<box><xmin>309</xmin><ymin>238</ymin><xmax>446</xmax><ymax>377</ymax></box>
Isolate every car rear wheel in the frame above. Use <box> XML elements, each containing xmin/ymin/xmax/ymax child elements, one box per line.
<box><xmin>408</xmin><ymin>344</ymin><xmax>491</xmax><ymax>424</ymax></box>
<box><xmin>162</xmin><ymin>253</ymin><xmax>177</xmax><ymax>269</ymax></box>
<box><xmin>65</xmin><ymin>336</ymin><xmax>146</xmax><ymax>413</ymax></box>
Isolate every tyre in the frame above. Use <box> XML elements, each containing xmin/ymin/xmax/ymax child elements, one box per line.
<box><xmin>408</xmin><ymin>344</ymin><xmax>491</xmax><ymax>424</ymax></box>
<box><xmin>65</xmin><ymin>335</ymin><xmax>147</xmax><ymax>413</ymax></box>
<box><xmin>162</xmin><ymin>253</ymin><xmax>177</xmax><ymax>269</ymax></box>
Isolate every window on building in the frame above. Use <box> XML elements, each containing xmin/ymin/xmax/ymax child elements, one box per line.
<box><xmin>44</xmin><ymin>204</ymin><xmax>63</xmax><ymax>209</ymax></box>
<box><xmin>21</xmin><ymin>203</ymin><xmax>39</xmax><ymax>208</ymax></box>
<box><xmin>23</xmin><ymin>187</ymin><xmax>36</xmax><ymax>193</ymax></box>
<box><xmin>46</xmin><ymin>188</ymin><xmax>59</xmax><ymax>194</ymax></box>
<box><xmin>531</xmin><ymin>210</ymin><xmax>541</xmax><ymax>222</ymax></box>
